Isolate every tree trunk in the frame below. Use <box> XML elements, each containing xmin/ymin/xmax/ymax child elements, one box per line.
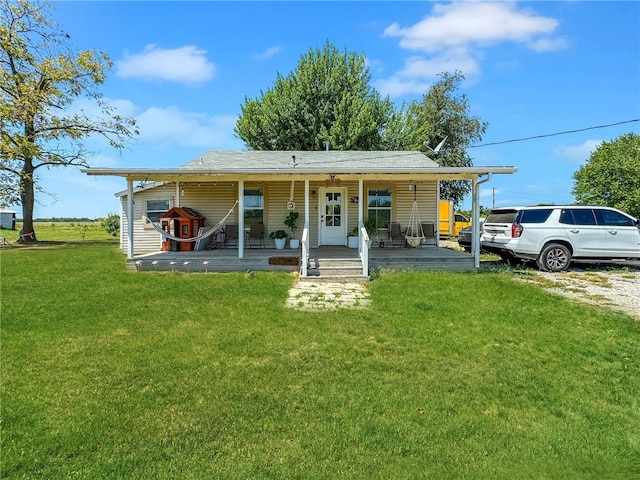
<box><xmin>18</xmin><ymin>158</ymin><xmax>37</xmax><ymax>243</ymax></box>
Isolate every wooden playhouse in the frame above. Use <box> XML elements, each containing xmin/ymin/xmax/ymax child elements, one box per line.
<box><xmin>159</xmin><ymin>207</ymin><xmax>206</xmax><ymax>251</ymax></box>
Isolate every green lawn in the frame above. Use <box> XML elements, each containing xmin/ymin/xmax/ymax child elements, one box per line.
<box><xmin>1</xmin><ymin>232</ymin><xmax>639</xmax><ymax>479</ymax></box>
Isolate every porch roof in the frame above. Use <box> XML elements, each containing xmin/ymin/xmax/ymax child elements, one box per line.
<box><xmin>83</xmin><ymin>150</ymin><xmax>517</xmax><ymax>182</ymax></box>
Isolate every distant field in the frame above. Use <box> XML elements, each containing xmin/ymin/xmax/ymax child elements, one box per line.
<box><xmin>2</xmin><ymin>221</ymin><xmax>116</xmax><ymax>243</ymax></box>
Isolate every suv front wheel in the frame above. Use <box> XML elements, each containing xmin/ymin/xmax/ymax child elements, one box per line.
<box><xmin>536</xmin><ymin>243</ymin><xmax>571</xmax><ymax>272</ymax></box>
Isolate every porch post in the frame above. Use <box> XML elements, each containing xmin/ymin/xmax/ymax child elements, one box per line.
<box><xmin>358</xmin><ymin>179</ymin><xmax>364</xmax><ymax>252</ymax></box>
<box><xmin>238</xmin><ymin>180</ymin><xmax>244</xmax><ymax>259</ymax></box>
<box><xmin>304</xmin><ymin>180</ymin><xmax>310</xmax><ymax>231</ymax></box>
<box><xmin>303</xmin><ymin>180</ymin><xmax>309</xmax><ymax>277</ymax></box>
<box><xmin>126</xmin><ymin>178</ymin><xmax>134</xmax><ymax>260</ymax></box>
<box><xmin>436</xmin><ymin>180</ymin><xmax>441</xmax><ymax>243</ymax></box>
<box><xmin>175</xmin><ymin>182</ymin><xmax>181</xmax><ymax>208</ymax></box>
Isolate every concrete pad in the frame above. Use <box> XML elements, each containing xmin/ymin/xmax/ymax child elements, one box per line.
<box><xmin>286</xmin><ymin>281</ymin><xmax>370</xmax><ymax>311</ymax></box>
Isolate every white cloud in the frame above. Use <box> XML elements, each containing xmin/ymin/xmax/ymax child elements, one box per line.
<box><xmin>379</xmin><ymin>2</ymin><xmax>567</xmax><ymax>98</ymax></box>
<box><xmin>252</xmin><ymin>45</ymin><xmax>283</xmax><ymax>60</ymax></box>
<box><xmin>527</xmin><ymin>36</ymin><xmax>570</xmax><ymax>52</ymax></box>
<box><xmin>137</xmin><ymin>106</ymin><xmax>242</xmax><ymax>150</ymax></box>
<box><xmin>554</xmin><ymin>139</ymin><xmax>602</xmax><ymax>164</ymax></box>
<box><xmin>375</xmin><ymin>49</ymin><xmax>480</xmax><ymax>97</ymax></box>
<box><xmin>116</xmin><ymin>44</ymin><xmax>215</xmax><ymax>85</ymax></box>
<box><xmin>383</xmin><ymin>2</ymin><xmax>561</xmax><ymax>52</ymax></box>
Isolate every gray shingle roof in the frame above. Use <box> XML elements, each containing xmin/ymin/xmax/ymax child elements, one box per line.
<box><xmin>181</xmin><ymin>150</ymin><xmax>439</xmax><ymax>173</ymax></box>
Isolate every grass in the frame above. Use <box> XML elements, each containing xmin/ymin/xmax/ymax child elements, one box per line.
<box><xmin>1</xmin><ymin>225</ymin><xmax>639</xmax><ymax>479</ymax></box>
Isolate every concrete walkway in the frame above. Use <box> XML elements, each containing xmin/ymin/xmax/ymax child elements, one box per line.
<box><xmin>285</xmin><ymin>280</ymin><xmax>371</xmax><ymax>311</ymax></box>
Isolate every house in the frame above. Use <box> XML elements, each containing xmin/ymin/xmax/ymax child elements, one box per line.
<box><xmin>82</xmin><ymin>150</ymin><xmax>517</xmax><ymax>276</ymax></box>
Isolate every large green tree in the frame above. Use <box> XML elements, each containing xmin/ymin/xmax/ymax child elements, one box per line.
<box><xmin>402</xmin><ymin>71</ymin><xmax>488</xmax><ymax>206</ymax></box>
<box><xmin>0</xmin><ymin>0</ymin><xmax>137</xmax><ymax>241</ymax></box>
<box><xmin>572</xmin><ymin>132</ymin><xmax>640</xmax><ymax>217</ymax></box>
<box><xmin>235</xmin><ymin>42</ymin><xmax>393</xmax><ymax>151</ymax></box>
<box><xmin>236</xmin><ymin>50</ymin><xmax>486</xmax><ymax>208</ymax></box>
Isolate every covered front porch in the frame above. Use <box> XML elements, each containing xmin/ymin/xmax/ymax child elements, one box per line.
<box><xmin>129</xmin><ymin>242</ymin><xmax>475</xmax><ymax>277</ymax></box>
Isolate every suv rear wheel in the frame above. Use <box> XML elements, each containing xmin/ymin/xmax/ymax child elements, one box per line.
<box><xmin>536</xmin><ymin>243</ymin><xmax>571</xmax><ymax>272</ymax></box>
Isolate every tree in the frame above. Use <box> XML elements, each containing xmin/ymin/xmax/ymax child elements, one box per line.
<box><xmin>572</xmin><ymin>132</ymin><xmax>640</xmax><ymax>217</ymax></box>
<box><xmin>402</xmin><ymin>71</ymin><xmax>488</xmax><ymax>207</ymax></box>
<box><xmin>235</xmin><ymin>42</ymin><xmax>393</xmax><ymax>151</ymax></box>
<box><xmin>235</xmin><ymin>45</ymin><xmax>486</xmax><ymax>208</ymax></box>
<box><xmin>0</xmin><ymin>0</ymin><xmax>137</xmax><ymax>242</ymax></box>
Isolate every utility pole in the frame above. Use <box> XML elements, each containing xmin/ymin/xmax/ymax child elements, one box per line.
<box><xmin>492</xmin><ymin>188</ymin><xmax>495</xmax><ymax>208</ymax></box>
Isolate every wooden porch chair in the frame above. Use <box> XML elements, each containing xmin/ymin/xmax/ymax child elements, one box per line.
<box><xmin>388</xmin><ymin>222</ymin><xmax>404</xmax><ymax>249</ymax></box>
<box><xmin>224</xmin><ymin>223</ymin><xmax>239</xmax><ymax>249</ymax></box>
<box><xmin>248</xmin><ymin>222</ymin><xmax>265</xmax><ymax>248</ymax></box>
<box><xmin>421</xmin><ymin>222</ymin><xmax>437</xmax><ymax>247</ymax></box>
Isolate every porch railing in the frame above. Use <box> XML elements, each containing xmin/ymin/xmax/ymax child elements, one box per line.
<box><xmin>301</xmin><ymin>222</ymin><xmax>309</xmax><ymax>277</ymax></box>
<box><xmin>359</xmin><ymin>223</ymin><xmax>369</xmax><ymax>278</ymax></box>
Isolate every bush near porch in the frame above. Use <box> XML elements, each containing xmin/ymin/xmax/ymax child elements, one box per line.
<box><xmin>1</xmin><ymin>225</ymin><xmax>638</xmax><ymax>479</ymax></box>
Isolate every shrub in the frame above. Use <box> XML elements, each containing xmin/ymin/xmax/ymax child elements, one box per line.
<box><xmin>101</xmin><ymin>213</ymin><xmax>120</xmax><ymax>237</ymax></box>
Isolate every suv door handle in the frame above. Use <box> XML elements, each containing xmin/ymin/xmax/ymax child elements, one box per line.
<box><xmin>569</xmin><ymin>229</ymin><xmax>580</xmax><ymax>234</ymax></box>
<box><xmin>607</xmin><ymin>230</ymin><xmax>618</xmax><ymax>235</ymax></box>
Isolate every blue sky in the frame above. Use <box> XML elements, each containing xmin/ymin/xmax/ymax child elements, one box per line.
<box><xmin>24</xmin><ymin>1</ymin><xmax>640</xmax><ymax>218</ymax></box>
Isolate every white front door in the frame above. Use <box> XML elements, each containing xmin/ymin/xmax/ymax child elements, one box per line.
<box><xmin>320</xmin><ymin>188</ymin><xmax>346</xmax><ymax>245</ymax></box>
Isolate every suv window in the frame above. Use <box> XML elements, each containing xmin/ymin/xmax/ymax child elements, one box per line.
<box><xmin>516</xmin><ymin>209</ymin><xmax>553</xmax><ymax>224</ymax></box>
<box><xmin>594</xmin><ymin>209</ymin><xmax>635</xmax><ymax>226</ymax></box>
<box><xmin>560</xmin><ymin>208</ymin><xmax>597</xmax><ymax>225</ymax></box>
<box><xmin>485</xmin><ymin>210</ymin><xmax>519</xmax><ymax>224</ymax></box>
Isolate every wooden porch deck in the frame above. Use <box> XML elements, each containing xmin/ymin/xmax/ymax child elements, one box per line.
<box><xmin>129</xmin><ymin>242</ymin><xmax>475</xmax><ymax>274</ymax></box>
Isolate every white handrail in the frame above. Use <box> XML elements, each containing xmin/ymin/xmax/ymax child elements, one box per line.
<box><xmin>301</xmin><ymin>222</ymin><xmax>309</xmax><ymax>277</ymax></box>
<box><xmin>359</xmin><ymin>224</ymin><xmax>369</xmax><ymax>277</ymax></box>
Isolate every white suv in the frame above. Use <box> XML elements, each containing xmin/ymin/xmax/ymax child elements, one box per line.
<box><xmin>481</xmin><ymin>206</ymin><xmax>640</xmax><ymax>271</ymax></box>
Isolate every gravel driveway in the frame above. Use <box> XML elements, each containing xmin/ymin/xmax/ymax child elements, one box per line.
<box><xmin>512</xmin><ymin>262</ymin><xmax>640</xmax><ymax>320</ymax></box>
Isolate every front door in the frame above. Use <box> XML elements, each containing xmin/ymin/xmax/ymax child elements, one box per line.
<box><xmin>320</xmin><ymin>188</ymin><xmax>346</xmax><ymax>245</ymax></box>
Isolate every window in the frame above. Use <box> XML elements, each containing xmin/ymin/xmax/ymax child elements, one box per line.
<box><xmin>594</xmin><ymin>209</ymin><xmax>635</xmax><ymax>227</ymax></box>
<box><xmin>517</xmin><ymin>209</ymin><xmax>553</xmax><ymax>224</ymax></box>
<box><xmin>145</xmin><ymin>199</ymin><xmax>170</xmax><ymax>223</ymax></box>
<box><xmin>244</xmin><ymin>187</ymin><xmax>264</xmax><ymax>225</ymax></box>
<box><xmin>367</xmin><ymin>188</ymin><xmax>392</xmax><ymax>228</ymax></box>
<box><xmin>560</xmin><ymin>208</ymin><xmax>596</xmax><ymax>225</ymax></box>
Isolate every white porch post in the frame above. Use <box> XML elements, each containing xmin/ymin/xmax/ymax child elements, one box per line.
<box><xmin>238</xmin><ymin>180</ymin><xmax>244</xmax><ymax>258</ymax></box>
<box><xmin>175</xmin><ymin>182</ymin><xmax>180</xmax><ymax>208</ymax></box>
<box><xmin>304</xmin><ymin>180</ymin><xmax>310</xmax><ymax>230</ymax></box>
<box><xmin>358</xmin><ymin>179</ymin><xmax>364</xmax><ymax>252</ymax></box>
<box><xmin>126</xmin><ymin>179</ymin><xmax>134</xmax><ymax>260</ymax></box>
<box><xmin>436</xmin><ymin>180</ymin><xmax>441</xmax><ymax>243</ymax></box>
<box><xmin>303</xmin><ymin>180</ymin><xmax>310</xmax><ymax>277</ymax></box>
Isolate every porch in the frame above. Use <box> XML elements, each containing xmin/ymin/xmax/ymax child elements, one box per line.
<box><xmin>129</xmin><ymin>242</ymin><xmax>475</xmax><ymax>277</ymax></box>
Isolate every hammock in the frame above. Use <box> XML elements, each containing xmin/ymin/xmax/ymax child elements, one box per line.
<box><xmin>145</xmin><ymin>201</ymin><xmax>238</xmax><ymax>242</ymax></box>
<box><xmin>405</xmin><ymin>186</ymin><xmax>424</xmax><ymax>248</ymax></box>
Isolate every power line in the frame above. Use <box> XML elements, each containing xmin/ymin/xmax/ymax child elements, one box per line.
<box><xmin>470</xmin><ymin>119</ymin><xmax>640</xmax><ymax>148</ymax></box>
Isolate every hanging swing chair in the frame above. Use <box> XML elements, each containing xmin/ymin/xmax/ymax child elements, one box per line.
<box><xmin>405</xmin><ymin>184</ymin><xmax>424</xmax><ymax>248</ymax></box>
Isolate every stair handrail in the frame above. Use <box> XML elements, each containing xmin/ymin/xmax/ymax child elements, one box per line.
<box><xmin>301</xmin><ymin>221</ymin><xmax>309</xmax><ymax>277</ymax></box>
<box><xmin>359</xmin><ymin>223</ymin><xmax>369</xmax><ymax>277</ymax></box>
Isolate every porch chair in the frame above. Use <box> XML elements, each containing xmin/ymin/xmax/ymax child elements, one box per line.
<box><xmin>248</xmin><ymin>222</ymin><xmax>265</xmax><ymax>248</ymax></box>
<box><xmin>421</xmin><ymin>221</ymin><xmax>437</xmax><ymax>247</ymax></box>
<box><xmin>224</xmin><ymin>223</ymin><xmax>239</xmax><ymax>249</ymax></box>
<box><xmin>388</xmin><ymin>222</ymin><xmax>404</xmax><ymax>249</ymax></box>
